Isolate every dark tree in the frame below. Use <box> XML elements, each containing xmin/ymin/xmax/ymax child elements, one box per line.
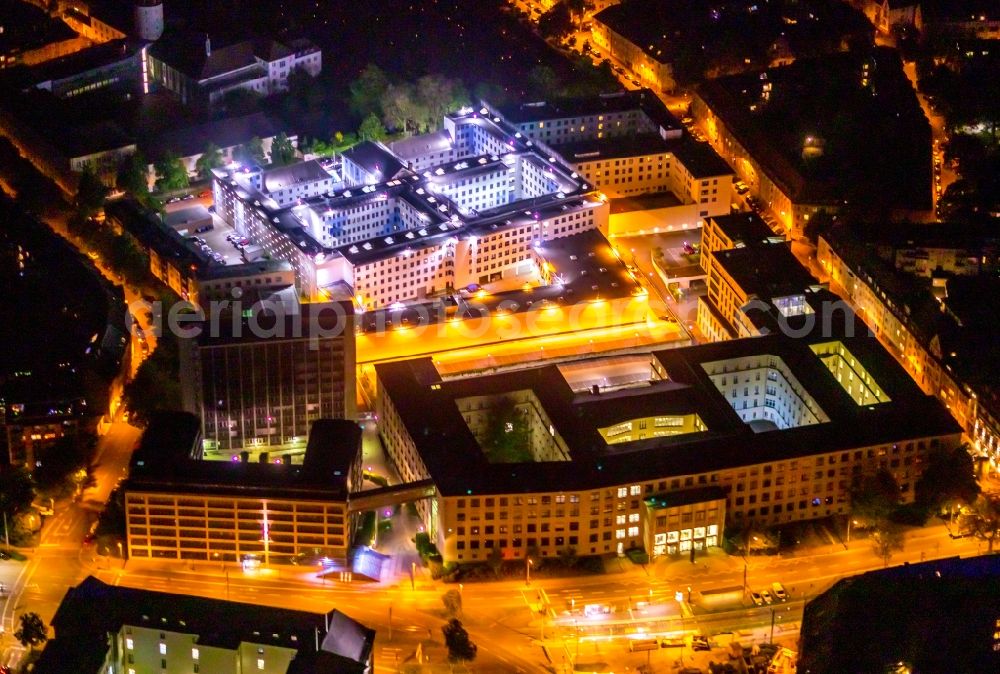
<box><xmin>915</xmin><ymin>444</ymin><xmax>980</xmax><ymax>513</ymax></box>
<box><xmin>441</xmin><ymin>588</ymin><xmax>462</xmax><ymax>618</ymax></box>
<box><xmin>32</xmin><ymin>434</ymin><xmax>96</xmax><ymax>499</ymax></box>
<box><xmin>349</xmin><ymin>64</ymin><xmax>390</xmax><ymax>119</ymax></box>
<box><xmin>850</xmin><ymin>469</ymin><xmax>900</xmax><ymax>527</ymax></box>
<box><xmin>442</xmin><ymin>619</ymin><xmax>477</xmax><ymax>665</ymax></box>
<box><xmin>970</xmin><ymin>495</ymin><xmax>1000</xmax><ymax>554</ymax></box>
<box><xmin>122</xmin><ymin>328</ymin><xmax>181</xmax><ymax>426</ymax></box>
<box><xmin>870</xmin><ymin>522</ymin><xmax>903</xmax><ymax>567</ymax></box>
<box><xmin>15</xmin><ymin>612</ymin><xmax>48</xmax><ymax>649</ymax></box>
<box><xmin>75</xmin><ymin>167</ymin><xmax>110</xmax><ymax>221</ymax></box>
<box><xmin>0</xmin><ymin>465</ymin><xmax>34</xmax><ymax>521</ymax></box>
<box><xmin>538</xmin><ymin>2</ymin><xmax>574</xmax><ymax>41</ymax></box>
<box><xmin>117</xmin><ymin>152</ymin><xmax>149</xmax><ymax>199</ymax></box>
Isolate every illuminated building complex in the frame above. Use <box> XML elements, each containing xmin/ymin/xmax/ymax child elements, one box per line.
<box><xmin>212</xmin><ymin>93</ymin><xmax>734</xmax><ymax>308</ymax></box>
<box><xmin>376</xmin><ymin>329</ymin><xmax>960</xmax><ymax>562</ymax></box>
<box><xmin>36</xmin><ymin>576</ymin><xmax>374</xmax><ymax>674</ymax></box>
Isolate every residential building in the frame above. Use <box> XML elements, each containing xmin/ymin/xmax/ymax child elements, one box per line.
<box><xmin>818</xmin><ymin>224</ymin><xmax>1000</xmax><ymax>469</ymax></box>
<box><xmin>922</xmin><ymin>0</ymin><xmax>1000</xmax><ymax>40</ymax></box>
<box><xmin>591</xmin><ymin>0</ymin><xmax>873</xmax><ymax>92</ymax></box>
<box><xmin>124</xmin><ymin>413</ymin><xmax>363</xmax><ymax>565</ymax></box>
<box><xmin>189</xmin><ymin>301</ymin><xmax>357</xmax><ymax>454</ymax></box>
<box><xmin>35</xmin><ymin>576</ymin><xmax>374</xmax><ymax>674</ymax></box>
<box><xmin>147</xmin><ymin>34</ymin><xmax>321</xmax><ymax>106</ymax></box>
<box><xmin>375</xmin><ymin>328</ymin><xmax>960</xmax><ymax>562</ymax></box>
<box><xmin>0</xmin><ymin>0</ymin><xmax>89</xmax><ymax>70</ymax></box>
<box><xmin>692</xmin><ymin>48</ymin><xmax>933</xmax><ymax>234</ymax></box>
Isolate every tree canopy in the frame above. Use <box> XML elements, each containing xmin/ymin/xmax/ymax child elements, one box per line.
<box><xmin>15</xmin><ymin>612</ymin><xmax>48</xmax><ymax>650</ymax></box>
<box><xmin>235</xmin><ymin>136</ymin><xmax>266</xmax><ymax>167</ymax></box>
<box><xmin>195</xmin><ymin>143</ymin><xmax>224</xmax><ymax>180</ymax></box>
<box><xmin>850</xmin><ymin>469</ymin><xmax>901</xmax><ymax>527</ymax></box>
<box><xmin>349</xmin><ymin>64</ymin><xmax>391</xmax><ymax>119</ymax></box>
<box><xmin>0</xmin><ymin>465</ymin><xmax>34</xmax><ymax>521</ymax></box>
<box><xmin>270</xmin><ymin>132</ymin><xmax>297</xmax><ymax>166</ymax></box>
<box><xmin>482</xmin><ymin>397</ymin><xmax>532</xmax><ymax>463</ymax></box>
<box><xmin>357</xmin><ymin>113</ymin><xmax>387</xmax><ymax>142</ymax></box>
<box><xmin>442</xmin><ymin>619</ymin><xmax>477</xmax><ymax>664</ymax></box>
<box><xmin>154</xmin><ymin>152</ymin><xmax>189</xmax><ymax>192</ymax></box>
<box><xmin>117</xmin><ymin>152</ymin><xmax>149</xmax><ymax>199</ymax></box>
<box><xmin>539</xmin><ymin>2</ymin><xmax>574</xmax><ymax>40</ymax></box>
<box><xmin>915</xmin><ymin>444</ymin><xmax>980</xmax><ymax>513</ymax></box>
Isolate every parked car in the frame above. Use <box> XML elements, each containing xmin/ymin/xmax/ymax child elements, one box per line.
<box><xmin>751</xmin><ymin>591</ymin><xmax>764</xmax><ymax>606</ymax></box>
<box><xmin>761</xmin><ymin>590</ymin><xmax>773</xmax><ymax>605</ymax></box>
<box><xmin>691</xmin><ymin>635</ymin><xmax>710</xmax><ymax>651</ymax></box>
<box><xmin>772</xmin><ymin>582</ymin><xmax>787</xmax><ymax>601</ymax></box>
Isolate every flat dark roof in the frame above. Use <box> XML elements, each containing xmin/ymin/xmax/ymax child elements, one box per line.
<box><xmin>37</xmin><ymin>576</ymin><xmax>372</xmax><ymax>674</ymax></box>
<box><xmin>127</xmin><ymin>416</ymin><xmax>360</xmax><ymax>501</ymax></box>
<box><xmin>707</xmin><ymin>213</ymin><xmax>775</xmax><ymax>245</ymax></box>
<box><xmin>715</xmin><ymin>242</ymin><xmax>819</xmax><ymax>300</ymax></box>
<box><xmin>376</xmin><ymin>328</ymin><xmax>960</xmax><ymax>496</ymax></box>
<box><xmin>498</xmin><ymin>90</ymin><xmax>678</xmax><ymax>131</ymax></box>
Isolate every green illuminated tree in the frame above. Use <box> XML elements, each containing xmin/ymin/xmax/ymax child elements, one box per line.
<box><xmin>349</xmin><ymin>64</ymin><xmax>390</xmax><ymax>118</ymax></box>
<box><xmin>117</xmin><ymin>152</ymin><xmax>150</xmax><ymax>199</ymax></box>
<box><xmin>441</xmin><ymin>588</ymin><xmax>463</xmax><ymax>618</ymax></box>
<box><xmin>153</xmin><ymin>151</ymin><xmax>189</xmax><ymax>192</ymax></box>
<box><xmin>269</xmin><ymin>132</ymin><xmax>297</xmax><ymax>166</ymax></box>
<box><xmin>194</xmin><ymin>143</ymin><xmax>224</xmax><ymax>180</ymax></box>
<box><xmin>357</xmin><ymin>113</ymin><xmax>387</xmax><ymax>142</ymax></box>
<box><xmin>870</xmin><ymin>522</ymin><xmax>903</xmax><ymax>567</ymax></box>
<box><xmin>970</xmin><ymin>495</ymin><xmax>1000</xmax><ymax>554</ymax></box>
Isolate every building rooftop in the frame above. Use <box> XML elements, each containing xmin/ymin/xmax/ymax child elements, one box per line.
<box><xmin>143</xmin><ymin>112</ymin><xmax>286</xmax><ymax>162</ymax></box>
<box><xmin>376</xmin><ymin>328</ymin><xmax>960</xmax><ymax>496</ymax></box>
<box><xmin>1</xmin><ymin>40</ymin><xmax>137</xmax><ymax>92</ymax></box>
<box><xmin>799</xmin><ymin>555</ymin><xmax>1000</xmax><ymax>674</ymax></box>
<box><xmin>390</xmin><ymin>129</ymin><xmax>453</xmax><ymax>162</ymax></box>
<box><xmin>715</xmin><ymin>242</ymin><xmax>819</xmax><ymax>301</ymax></box>
<box><xmin>707</xmin><ymin>213</ymin><xmax>776</xmax><ymax>246</ymax></box>
<box><xmin>341</xmin><ymin>140</ymin><xmax>407</xmax><ymax>182</ymax></box>
<box><xmin>494</xmin><ymin>89</ymin><xmax>682</xmax><ymax>137</ymax></box>
<box><xmin>262</xmin><ymin>159</ymin><xmax>333</xmax><ymax>192</ymax></box>
<box><xmin>197</xmin><ymin>258</ymin><xmax>294</xmax><ymax>281</ymax></box>
<box><xmin>696</xmin><ymin>48</ymin><xmax>931</xmax><ymax>211</ymax></box>
<box><xmin>127</xmin><ymin>411</ymin><xmax>361</xmax><ymax>501</ymax></box>
<box><xmin>36</xmin><ymin>576</ymin><xmax>373</xmax><ymax>674</ymax></box>
<box><xmin>0</xmin><ymin>0</ymin><xmax>79</xmax><ymax>56</ymax></box>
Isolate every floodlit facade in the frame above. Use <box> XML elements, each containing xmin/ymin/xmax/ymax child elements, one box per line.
<box><xmin>212</xmin><ymin>105</ymin><xmax>610</xmax><ymax>307</ymax></box>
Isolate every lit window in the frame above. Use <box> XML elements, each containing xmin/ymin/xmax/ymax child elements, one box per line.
<box><xmin>192</xmin><ymin>648</ymin><xmax>199</xmax><ymax>660</ymax></box>
<box><xmin>126</xmin><ymin>638</ymin><xmax>134</xmax><ymax>650</ymax></box>
<box><xmin>629</xmin><ymin>485</ymin><xmax>641</xmax><ymax>496</ymax></box>
<box><xmin>617</xmin><ymin>487</ymin><xmax>628</xmax><ymax>498</ymax></box>
<box><xmin>628</xmin><ymin>513</ymin><xmax>639</xmax><ymax>523</ymax></box>
<box><xmin>615</xmin><ymin>529</ymin><xmax>625</xmax><ymax>539</ymax></box>
<box><xmin>628</xmin><ymin>526</ymin><xmax>639</xmax><ymax>537</ymax></box>
<box><xmin>257</xmin><ymin>658</ymin><xmax>265</xmax><ymax>670</ymax></box>
<box><xmin>160</xmin><ymin>643</ymin><xmax>167</xmax><ymax>655</ymax></box>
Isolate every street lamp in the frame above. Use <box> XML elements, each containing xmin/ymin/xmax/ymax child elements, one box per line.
<box><xmin>525</xmin><ymin>557</ymin><xmax>533</xmax><ymax>586</ymax></box>
<box><xmin>846</xmin><ymin>518</ymin><xmax>859</xmax><ymax>547</ymax></box>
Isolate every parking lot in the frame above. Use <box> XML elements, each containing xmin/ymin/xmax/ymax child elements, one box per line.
<box><xmin>163</xmin><ymin>196</ymin><xmax>247</xmax><ymax>267</ymax></box>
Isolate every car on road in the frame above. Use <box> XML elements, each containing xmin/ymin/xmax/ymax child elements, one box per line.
<box><xmin>199</xmin><ymin>190</ymin><xmax>211</xmax><ymax>198</ymax></box>
<box><xmin>183</xmin><ymin>193</ymin><xmax>196</xmax><ymax>200</ymax></box>
<box><xmin>761</xmin><ymin>589</ymin><xmax>773</xmax><ymax>605</ymax></box>
<box><xmin>0</xmin><ymin>550</ymin><xmax>11</xmax><ymax>560</ymax></box>
<box><xmin>751</xmin><ymin>591</ymin><xmax>764</xmax><ymax>606</ymax></box>
<box><xmin>772</xmin><ymin>582</ymin><xmax>787</xmax><ymax>601</ymax></box>
<box><xmin>691</xmin><ymin>635</ymin><xmax>710</xmax><ymax>651</ymax></box>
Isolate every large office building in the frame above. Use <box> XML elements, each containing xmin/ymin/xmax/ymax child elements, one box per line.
<box><xmin>212</xmin><ymin>104</ymin><xmax>610</xmax><ymax>307</ymax></box>
<box><xmin>124</xmin><ymin>413</ymin><xmax>363</xmax><ymax>565</ymax></box>
<box><xmin>36</xmin><ymin>576</ymin><xmax>374</xmax><ymax>674</ymax></box>
<box><xmin>375</xmin><ymin>328</ymin><xmax>961</xmax><ymax>563</ymax></box>
<box><xmin>189</xmin><ymin>301</ymin><xmax>357</xmax><ymax>454</ymax></box>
